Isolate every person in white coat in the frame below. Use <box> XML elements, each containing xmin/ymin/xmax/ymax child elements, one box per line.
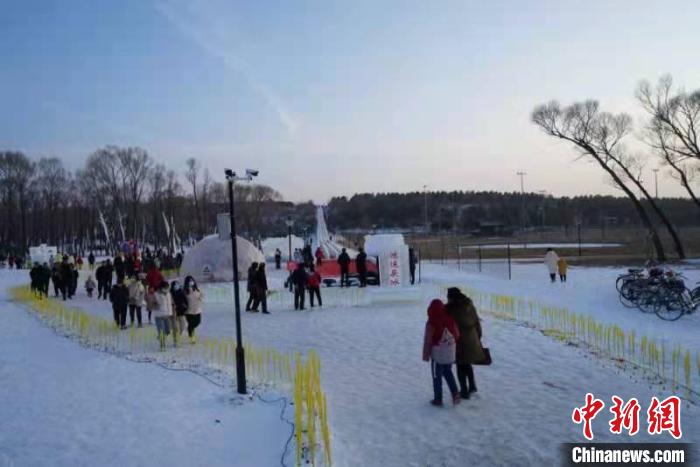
<box><xmin>127</xmin><ymin>275</ymin><xmax>146</xmax><ymax>327</ymax></box>
<box><xmin>544</xmin><ymin>248</ymin><xmax>559</xmax><ymax>283</ymax></box>
<box><xmin>153</xmin><ymin>281</ymin><xmax>175</xmax><ymax>350</ymax></box>
<box><xmin>184</xmin><ymin>276</ymin><xmax>203</xmax><ymax>344</ymax></box>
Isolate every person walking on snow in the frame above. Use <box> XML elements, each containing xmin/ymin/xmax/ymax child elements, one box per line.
<box><xmin>109</xmin><ymin>279</ymin><xmax>130</xmax><ymax>329</ymax></box>
<box><xmin>251</xmin><ymin>263</ymin><xmax>269</xmax><ymax>314</ymax></box>
<box><xmin>184</xmin><ymin>276</ymin><xmax>203</xmax><ymax>344</ymax></box>
<box><xmin>245</xmin><ymin>262</ymin><xmax>259</xmax><ymax>311</ymax></box>
<box><xmin>170</xmin><ymin>280</ymin><xmax>188</xmax><ymax>337</ymax></box>
<box><xmin>128</xmin><ymin>275</ymin><xmax>145</xmax><ymax>327</ymax></box>
<box><xmin>557</xmin><ymin>256</ymin><xmax>568</xmax><ymax>283</ymax></box>
<box><xmin>88</xmin><ymin>251</ymin><xmax>95</xmax><ymax>270</ymax></box>
<box><xmin>544</xmin><ymin>248</ymin><xmax>559</xmax><ymax>283</ymax></box>
<box><xmin>85</xmin><ymin>275</ymin><xmax>96</xmax><ymax>298</ymax></box>
<box><xmin>153</xmin><ymin>281</ymin><xmax>175</xmax><ymax>350</ymax></box>
<box><xmin>356</xmin><ymin>248</ymin><xmax>368</xmax><ymax>287</ymax></box>
<box><xmin>423</xmin><ymin>299</ymin><xmax>461</xmax><ymax>407</ymax></box>
<box><xmin>315</xmin><ymin>246</ymin><xmax>324</xmax><ymax>267</ymax></box>
<box><xmin>307</xmin><ymin>265</ymin><xmax>322</xmax><ymax>308</ymax></box>
<box><xmin>274</xmin><ymin>248</ymin><xmax>282</xmax><ymax>270</ymax></box>
<box><xmin>446</xmin><ymin>287</ymin><xmax>484</xmax><ymax>399</ymax></box>
<box><xmin>291</xmin><ymin>263</ymin><xmax>307</xmax><ymax>310</ymax></box>
<box><xmin>337</xmin><ymin>248</ymin><xmax>350</xmax><ymax>287</ymax></box>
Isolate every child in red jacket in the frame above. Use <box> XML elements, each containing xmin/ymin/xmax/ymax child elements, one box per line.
<box><xmin>423</xmin><ymin>299</ymin><xmax>460</xmax><ymax>406</ymax></box>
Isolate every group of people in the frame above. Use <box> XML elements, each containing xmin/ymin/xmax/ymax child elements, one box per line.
<box><xmin>285</xmin><ymin>262</ymin><xmax>323</xmax><ymax>310</ymax></box>
<box><xmin>3</xmin><ymin>254</ymin><xmax>26</xmax><ymax>269</ymax></box>
<box><xmin>544</xmin><ymin>248</ymin><xmax>568</xmax><ymax>283</ymax></box>
<box><xmin>245</xmin><ymin>262</ymin><xmax>269</xmax><ymax>313</ymax></box>
<box><xmin>336</xmin><ymin>247</ymin><xmax>369</xmax><ymax>287</ymax></box>
<box><xmin>422</xmin><ymin>287</ymin><xmax>485</xmax><ymax>406</ymax></box>
<box><xmin>105</xmin><ymin>266</ymin><xmax>204</xmax><ymax>348</ymax></box>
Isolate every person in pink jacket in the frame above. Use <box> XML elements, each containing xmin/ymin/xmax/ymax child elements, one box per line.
<box><xmin>423</xmin><ymin>299</ymin><xmax>461</xmax><ymax>406</ymax></box>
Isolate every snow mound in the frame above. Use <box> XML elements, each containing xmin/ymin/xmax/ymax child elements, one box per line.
<box><xmin>261</xmin><ymin>236</ymin><xmax>305</xmax><ymax>261</ymax></box>
<box><xmin>181</xmin><ymin>234</ymin><xmax>264</xmax><ymax>283</ymax></box>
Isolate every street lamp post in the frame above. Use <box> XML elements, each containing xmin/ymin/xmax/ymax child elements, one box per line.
<box><xmin>286</xmin><ymin>216</ymin><xmax>294</xmax><ymax>264</ymax></box>
<box><xmin>423</xmin><ymin>185</ymin><xmax>429</xmax><ymax>233</ymax></box>
<box><xmin>225</xmin><ymin>168</ymin><xmax>258</xmax><ymax>395</ymax></box>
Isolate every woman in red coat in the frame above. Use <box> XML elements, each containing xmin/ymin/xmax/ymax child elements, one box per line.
<box><xmin>422</xmin><ymin>299</ymin><xmax>460</xmax><ymax>406</ymax></box>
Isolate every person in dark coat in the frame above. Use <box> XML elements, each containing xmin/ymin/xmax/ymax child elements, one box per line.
<box><xmin>170</xmin><ymin>280</ymin><xmax>188</xmax><ymax>335</ymax></box>
<box><xmin>103</xmin><ymin>260</ymin><xmax>114</xmax><ymax>300</ymax></box>
<box><xmin>88</xmin><ymin>252</ymin><xmax>95</xmax><ymax>270</ymax></box>
<box><xmin>356</xmin><ymin>248</ymin><xmax>368</xmax><ymax>287</ymax></box>
<box><xmin>114</xmin><ymin>255</ymin><xmax>126</xmax><ymax>283</ymax></box>
<box><xmin>29</xmin><ymin>263</ymin><xmax>40</xmax><ymax>295</ymax></box>
<box><xmin>274</xmin><ymin>249</ymin><xmax>282</xmax><ymax>270</ymax></box>
<box><xmin>251</xmin><ymin>263</ymin><xmax>269</xmax><ymax>314</ymax></box>
<box><xmin>409</xmin><ymin>248</ymin><xmax>417</xmax><ymax>285</ymax></box>
<box><xmin>39</xmin><ymin>263</ymin><xmax>51</xmax><ymax>298</ymax></box>
<box><xmin>58</xmin><ymin>258</ymin><xmax>72</xmax><ymax>301</ymax></box>
<box><xmin>445</xmin><ymin>287</ymin><xmax>484</xmax><ymax>399</ymax></box>
<box><xmin>291</xmin><ymin>263</ymin><xmax>307</xmax><ymax>310</ymax></box>
<box><xmin>69</xmin><ymin>265</ymin><xmax>79</xmax><ymax>298</ymax></box>
<box><xmin>337</xmin><ymin>248</ymin><xmax>350</xmax><ymax>287</ymax></box>
<box><xmin>51</xmin><ymin>265</ymin><xmax>61</xmax><ymax>297</ymax></box>
<box><xmin>245</xmin><ymin>262</ymin><xmax>259</xmax><ymax>311</ymax></box>
<box><xmin>109</xmin><ymin>279</ymin><xmax>130</xmax><ymax>329</ymax></box>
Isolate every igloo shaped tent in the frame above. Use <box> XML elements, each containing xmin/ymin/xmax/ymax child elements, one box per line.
<box><xmin>181</xmin><ymin>234</ymin><xmax>265</xmax><ymax>283</ymax></box>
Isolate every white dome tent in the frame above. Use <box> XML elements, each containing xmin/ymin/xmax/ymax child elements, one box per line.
<box><xmin>180</xmin><ymin>234</ymin><xmax>264</xmax><ymax>283</ymax></box>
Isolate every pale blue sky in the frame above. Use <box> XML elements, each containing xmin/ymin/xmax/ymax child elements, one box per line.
<box><xmin>1</xmin><ymin>0</ymin><xmax>698</xmax><ymax>201</ymax></box>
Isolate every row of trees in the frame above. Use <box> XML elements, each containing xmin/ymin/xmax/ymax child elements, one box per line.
<box><xmin>0</xmin><ymin>147</ymin><xmax>284</xmax><ymax>253</ymax></box>
<box><xmin>533</xmin><ymin>75</ymin><xmax>700</xmax><ymax>260</ymax></box>
<box><xmin>326</xmin><ymin>191</ymin><xmax>700</xmax><ymax>233</ymax></box>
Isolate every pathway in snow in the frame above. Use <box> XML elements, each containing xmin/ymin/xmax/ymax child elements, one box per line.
<box><xmin>0</xmin><ymin>271</ymin><xmax>289</xmax><ymax>467</ymax></box>
<box><xmin>49</xmin><ymin>266</ymin><xmax>700</xmax><ymax>467</ymax></box>
<box><xmin>423</xmin><ymin>262</ymin><xmax>700</xmax><ymax>354</ymax></box>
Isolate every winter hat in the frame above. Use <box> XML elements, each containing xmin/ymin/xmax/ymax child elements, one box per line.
<box><xmin>446</xmin><ymin>287</ymin><xmax>463</xmax><ymax>300</ymax></box>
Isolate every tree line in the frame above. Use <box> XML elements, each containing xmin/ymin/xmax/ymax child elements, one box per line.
<box><xmin>326</xmin><ymin>191</ymin><xmax>700</xmax><ymax>233</ymax></box>
<box><xmin>0</xmin><ymin>147</ymin><xmax>306</xmax><ymax>254</ymax></box>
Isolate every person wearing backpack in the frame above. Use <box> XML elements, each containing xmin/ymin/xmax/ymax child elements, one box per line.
<box><xmin>422</xmin><ymin>299</ymin><xmax>460</xmax><ymax>407</ymax></box>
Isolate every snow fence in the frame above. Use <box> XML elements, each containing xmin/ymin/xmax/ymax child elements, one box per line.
<box><xmin>442</xmin><ymin>285</ymin><xmax>700</xmax><ymax>404</ymax></box>
<box><xmin>10</xmin><ymin>286</ymin><xmax>332</xmax><ymax>467</ymax></box>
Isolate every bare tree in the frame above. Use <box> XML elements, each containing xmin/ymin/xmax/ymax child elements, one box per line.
<box><xmin>0</xmin><ymin>152</ymin><xmax>35</xmax><ymax>248</ymax></box>
<box><xmin>35</xmin><ymin>158</ymin><xmax>68</xmax><ymax>244</ymax></box>
<box><xmin>637</xmin><ymin>76</ymin><xmax>700</xmax><ymax>211</ymax></box>
<box><xmin>116</xmin><ymin>147</ymin><xmax>152</xmax><ymax>237</ymax></box>
<box><xmin>185</xmin><ymin>158</ymin><xmax>202</xmax><ymax>234</ymax></box>
<box><xmin>532</xmin><ymin>101</ymin><xmax>683</xmax><ymax>260</ymax></box>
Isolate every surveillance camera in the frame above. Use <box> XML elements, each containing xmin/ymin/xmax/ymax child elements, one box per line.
<box><xmin>246</xmin><ymin>169</ymin><xmax>259</xmax><ymax>177</ymax></box>
<box><xmin>225</xmin><ymin>169</ymin><xmax>235</xmax><ymax>178</ymax></box>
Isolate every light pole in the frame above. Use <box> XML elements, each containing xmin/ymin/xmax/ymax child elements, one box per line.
<box><xmin>225</xmin><ymin>168</ymin><xmax>259</xmax><ymax>395</ymax></box>
<box><xmin>423</xmin><ymin>185</ymin><xmax>429</xmax><ymax>233</ymax></box>
<box><xmin>285</xmin><ymin>216</ymin><xmax>294</xmax><ymax>264</ymax></box>
<box><xmin>653</xmin><ymin>168</ymin><xmax>659</xmax><ymax>199</ymax></box>
<box><xmin>517</xmin><ymin>171</ymin><xmax>527</xmax><ymax>242</ymax></box>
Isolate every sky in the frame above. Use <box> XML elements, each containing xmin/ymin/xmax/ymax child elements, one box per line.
<box><xmin>1</xmin><ymin>0</ymin><xmax>699</xmax><ymax>203</ymax></box>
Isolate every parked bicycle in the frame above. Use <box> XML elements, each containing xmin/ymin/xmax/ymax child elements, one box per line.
<box><xmin>616</xmin><ymin>267</ymin><xmax>699</xmax><ymax>320</ymax></box>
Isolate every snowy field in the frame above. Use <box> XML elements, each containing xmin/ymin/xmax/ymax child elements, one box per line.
<box><xmin>0</xmin><ymin>271</ymin><xmax>290</xmax><ymax>467</ymax></box>
<box><xmin>7</xmin><ymin>261</ymin><xmax>698</xmax><ymax>466</ymax></box>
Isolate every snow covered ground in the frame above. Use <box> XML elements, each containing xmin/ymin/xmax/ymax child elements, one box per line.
<box><xmin>0</xmin><ymin>270</ymin><xmax>291</xmax><ymax>467</ymax></box>
<box><xmin>425</xmin><ymin>261</ymin><xmax>700</xmax><ymax>354</ymax></box>
<box><xmin>20</xmin><ymin>261</ymin><xmax>699</xmax><ymax>467</ymax></box>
